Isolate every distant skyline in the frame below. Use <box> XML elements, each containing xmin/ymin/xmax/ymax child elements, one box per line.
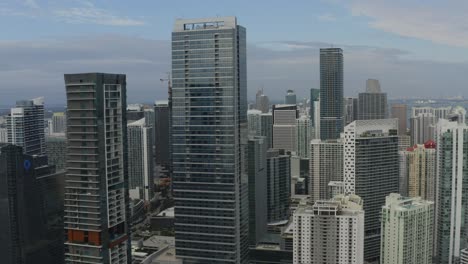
<box><xmin>1</xmin><ymin>0</ymin><xmax>468</xmax><ymax>104</ymax></box>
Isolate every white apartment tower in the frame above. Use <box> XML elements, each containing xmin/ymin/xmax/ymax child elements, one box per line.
<box><xmin>381</xmin><ymin>193</ymin><xmax>434</xmax><ymax>264</ymax></box>
<box><xmin>293</xmin><ymin>194</ymin><xmax>364</xmax><ymax>264</ymax></box>
<box><xmin>127</xmin><ymin>118</ymin><xmax>154</xmax><ymax>201</ymax></box>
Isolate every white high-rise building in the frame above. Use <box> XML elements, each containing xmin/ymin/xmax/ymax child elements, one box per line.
<box><xmin>248</xmin><ymin>109</ymin><xmax>262</xmax><ymax>136</ymax></box>
<box><xmin>51</xmin><ymin>112</ymin><xmax>66</xmax><ymax>133</ymax></box>
<box><xmin>293</xmin><ymin>194</ymin><xmax>364</xmax><ymax>264</ymax></box>
<box><xmin>296</xmin><ymin>115</ymin><xmax>311</xmax><ymax>158</ymax></box>
<box><xmin>309</xmin><ymin>139</ymin><xmax>343</xmax><ymax>202</ymax></box>
<box><xmin>7</xmin><ymin>97</ymin><xmax>45</xmax><ymax>155</ymax></box>
<box><xmin>410</xmin><ymin>113</ymin><xmax>436</xmax><ymax>145</ymax></box>
<box><xmin>381</xmin><ymin>193</ymin><xmax>434</xmax><ymax>264</ymax></box>
<box><xmin>273</xmin><ymin>104</ymin><xmax>297</xmax><ymax>152</ymax></box>
<box><xmin>412</xmin><ymin>106</ymin><xmax>451</xmax><ymax>120</ymax></box>
<box><xmin>435</xmin><ymin>119</ymin><xmax>468</xmax><ymax>264</ymax></box>
<box><xmin>127</xmin><ymin>118</ymin><xmax>154</xmax><ymax>201</ymax></box>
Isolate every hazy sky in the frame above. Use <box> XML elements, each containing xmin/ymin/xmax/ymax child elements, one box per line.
<box><xmin>1</xmin><ymin>0</ymin><xmax>468</xmax><ymax>105</ymax></box>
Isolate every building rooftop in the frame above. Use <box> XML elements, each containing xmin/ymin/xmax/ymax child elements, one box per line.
<box><xmin>157</xmin><ymin>207</ymin><xmax>174</xmax><ymax>218</ymax></box>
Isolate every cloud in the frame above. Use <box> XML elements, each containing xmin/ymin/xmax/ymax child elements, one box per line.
<box><xmin>23</xmin><ymin>0</ymin><xmax>39</xmax><ymax>9</ymax></box>
<box><xmin>317</xmin><ymin>13</ymin><xmax>337</xmax><ymax>22</ymax></box>
<box><xmin>53</xmin><ymin>3</ymin><xmax>145</xmax><ymax>26</ymax></box>
<box><xmin>0</xmin><ymin>1</ymin><xmax>145</xmax><ymax>26</ymax></box>
<box><xmin>348</xmin><ymin>0</ymin><xmax>468</xmax><ymax>48</ymax></box>
<box><xmin>0</xmin><ymin>36</ymin><xmax>467</xmax><ymax>107</ymax></box>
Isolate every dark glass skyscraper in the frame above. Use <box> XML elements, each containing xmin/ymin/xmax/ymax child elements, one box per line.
<box><xmin>0</xmin><ymin>144</ymin><xmax>64</xmax><ymax>264</ymax></box>
<box><xmin>64</xmin><ymin>73</ymin><xmax>131</xmax><ymax>263</ymax></box>
<box><xmin>319</xmin><ymin>48</ymin><xmax>343</xmax><ymax>140</ymax></box>
<box><xmin>154</xmin><ymin>100</ymin><xmax>170</xmax><ymax>167</ymax></box>
<box><xmin>171</xmin><ymin>17</ymin><xmax>248</xmax><ymax>263</ymax></box>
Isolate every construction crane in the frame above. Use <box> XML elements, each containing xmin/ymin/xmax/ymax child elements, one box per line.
<box><xmin>160</xmin><ymin>72</ymin><xmax>172</xmax><ymax>99</ymax></box>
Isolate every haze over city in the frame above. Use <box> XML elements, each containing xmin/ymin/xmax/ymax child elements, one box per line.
<box><xmin>1</xmin><ymin>0</ymin><xmax>468</xmax><ymax>105</ymax></box>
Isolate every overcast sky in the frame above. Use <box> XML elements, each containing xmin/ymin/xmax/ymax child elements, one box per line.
<box><xmin>1</xmin><ymin>0</ymin><xmax>468</xmax><ymax>105</ymax></box>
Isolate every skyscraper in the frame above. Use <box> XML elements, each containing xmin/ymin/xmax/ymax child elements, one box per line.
<box><xmin>154</xmin><ymin>100</ymin><xmax>170</xmax><ymax>167</ymax></box>
<box><xmin>293</xmin><ymin>195</ymin><xmax>364</xmax><ymax>264</ymax></box>
<box><xmin>296</xmin><ymin>115</ymin><xmax>311</xmax><ymax>158</ymax></box>
<box><xmin>45</xmin><ymin>133</ymin><xmax>67</xmax><ymax>171</ymax></box>
<box><xmin>412</xmin><ymin>106</ymin><xmax>451</xmax><ymax>120</ymax></box>
<box><xmin>272</xmin><ymin>104</ymin><xmax>298</xmax><ymax>152</ymax></box>
<box><xmin>309</xmin><ymin>89</ymin><xmax>320</xmax><ymax>140</ymax></box>
<box><xmin>52</xmin><ymin>112</ymin><xmax>67</xmax><ymax>134</ymax></box>
<box><xmin>285</xmin><ymin>90</ymin><xmax>297</xmax><ymax>105</ymax></box>
<box><xmin>343</xmin><ymin>119</ymin><xmax>399</xmax><ymax>261</ymax></box>
<box><xmin>391</xmin><ymin>104</ymin><xmax>407</xmax><ymax>135</ymax></box>
<box><xmin>255</xmin><ymin>88</ymin><xmax>270</xmax><ymax>113</ymax></box>
<box><xmin>404</xmin><ymin>141</ymin><xmax>436</xmax><ymax>201</ymax></box>
<box><xmin>0</xmin><ymin>144</ymin><xmax>65</xmax><ymax>264</ymax></box>
<box><xmin>358</xmin><ymin>79</ymin><xmax>388</xmax><ymax>120</ymax></box>
<box><xmin>320</xmin><ymin>48</ymin><xmax>343</xmax><ymax>140</ymax></box>
<box><xmin>410</xmin><ymin>113</ymin><xmax>436</xmax><ymax>145</ymax></box>
<box><xmin>309</xmin><ymin>139</ymin><xmax>343</xmax><ymax>202</ymax></box>
<box><xmin>247</xmin><ymin>109</ymin><xmax>262</xmax><ymax>136</ymax></box>
<box><xmin>127</xmin><ymin>118</ymin><xmax>154</xmax><ymax>201</ymax></box>
<box><xmin>381</xmin><ymin>194</ymin><xmax>434</xmax><ymax>264</ymax></box>
<box><xmin>267</xmin><ymin>149</ymin><xmax>290</xmax><ymax>223</ymax></box>
<box><xmin>435</xmin><ymin>119</ymin><xmax>468</xmax><ymax>264</ymax></box>
<box><xmin>171</xmin><ymin>17</ymin><xmax>249</xmax><ymax>263</ymax></box>
<box><xmin>64</xmin><ymin>73</ymin><xmax>131</xmax><ymax>263</ymax></box>
<box><xmin>260</xmin><ymin>113</ymin><xmax>273</xmax><ymax>149</ymax></box>
<box><xmin>344</xmin><ymin>97</ymin><xmax>358</xmax><ymax>125</ymax></box>
<box><xmin>247</xmin><ymin>136</ymin><xmax>267</xmax><ymax>246</ymax></box>
<box><xmin>7</xmin><ymin>97</ymin><xmax>45</xmax><ymax>155</ymax></box>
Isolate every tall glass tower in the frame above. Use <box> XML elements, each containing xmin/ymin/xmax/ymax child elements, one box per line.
<box><xmin>319</xmin><ymin>48</ymin><xmax>343</xmax><ymax>140</ymax></box>
<box><xmin>171</xmin><ymin>17</ymin><xmax>248</xmax><ymax>263</ymax></box>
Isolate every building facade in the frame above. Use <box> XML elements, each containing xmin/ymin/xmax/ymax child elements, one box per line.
<box><xmin>7</xmin><ymin>97</ymin><xmax>45</xmax><ymax>155</ymax></box>
<box><xmin>293</xmin><ymin>195</ymin><xmax>364</xmax><ymax>264</ymax></box>
<box><xmin>248</xmin><ymin>109</ymin><xmax>262</xmax><ymax>137</ymax></box>
<box><xmin>247</xmin><ymin>136</ymin><xmax>268</xmax><ymax>246</ymax></box>
<box><xmin>344</xmin><ymin>97</ymin><xmax>358</xmax><ymax>125</ymax></box>
<box><xmin>45</xmin><ymin>133</ymin><xmax>67</xmax><ymax>171</ymax></box>
<box><xmin>404</xmin><ymin>141</ymin><xmax>436</xmax><ymax>201</ymax></box>
<box><xmin>358</xmin><ymin>79</ymin><xmax>388</xmax><ymax>120</ymax></box>
<box><xmin>273</xmin><ymin>104</ymin><xmax>298</xmax><ymax>152</ymax></box>
<box><xmin>410</xmin><ymin>113</ymin><xmax>436</xmax><ymax>145</ymax></box>
<box><xmin>64</xmin><ymin>73</ymin><xmax>131</xmax><ymax>263</ymax></box>
<box><xmin>381</xmin><ymin>194</ymin><xmax>434</xmax><ymax>264</ymax></box>
<box><xmin>309</xmin><ymin>139</ymin><xmax>343</xmax><ymax>202</ymax></box>
<box><xmin>267</xmin><ymin>149</ymin><xmax>291</xmax><ymax>223</ymax></box>
<box><xmin>343</xmin><ymin>119</ymin><xmax>400</xmax><ymax>261</ymax></box>
<box><xmin>296</xmin><ymin>116</ymin><xmax>311</xmax><ymax>158</ymax></box>
<box><xmin>154</xmin><ymin>100</ymin><xmax>170</xmax><ymax>167</ymax></box>
<box><xmin>435</xmin><ymin>120</ymin><xmax>468</xmax><ymax>264</ymax></box>
<box><xmin>171</xmin><ymin>17</ymin><xmax>249</xmax><ymax>263</ymax></box>
<box><xmin>260</xmin><ymin>113</ymin><xmax>273</xmax><ymax>149</ymax></box>
<box><xmin>52</xmin><ymin>112</ymin><xmax>67</xmax><ymax>134</ymax></box>
<box><xmin>0</xmin><ymin>144</ymin><xmax>65</xmax><ymax>264</ymax></box>
<box><xmin>285</xmin><ymin>90</ymin><xmax>297</xmax><ymax>105</ymax></box>
<box><xmin>391</xmin><ymin>104</ymin><xmax>407</xmax><ymax>135</ymax></box>
<box><xmin>127</xmin><ymin>118</ymin><xmax>154</xmax><ymax>201</ymax></box>
<box><xmin>320</xmin><ymin>48</ymin><xmax>343</xmax><ymax>140</ymax></box>
<box><xmin>255</xmin><ymin>89</ymin><xmax>270</xmax><ymax>113</ymax></box>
